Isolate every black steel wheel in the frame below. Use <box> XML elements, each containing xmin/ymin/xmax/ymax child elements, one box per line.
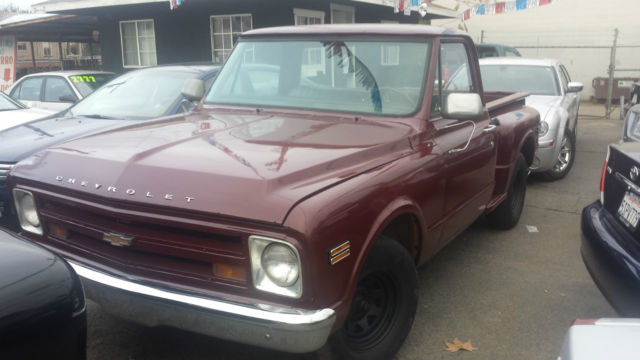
<box><xmin>487</xmin><ymin>152</ymin><xmax>527</xmax><ymax>229</ymax></box>
<box><xmin>313</xmin><ymin>235</ymin><xmax>417</xmax><ymax>360</ymax></box>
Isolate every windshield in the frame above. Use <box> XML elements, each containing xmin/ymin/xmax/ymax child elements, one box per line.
<box><xmin>69</xmin><ymin>70</ymin><xmax>199</xmax><ymax>119</ymax></box>
<box><xmin>0</xmin><ymin>92</ymin><xmax>23</xmax><ymax>111</ymax></box>
<box><xmin>480</xmin><ymin>64</ymin><xmax>560</xmax><ymax>96</ymax></box>
<box><xmin>205</xmin><ymin>38</ymin><xmax>431</xmax><ymax>116</ymax></box>
<box><xmin>68</xmin><ymin>74</ymin><xmax>115</xmax><ymax>97</ymax></box>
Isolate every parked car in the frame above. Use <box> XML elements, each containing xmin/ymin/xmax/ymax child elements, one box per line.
<box><xmin>7</xmin><ymin>70</ymin><xmax>115</xmax><ymax>112</ymax></box>
<box><xmin>581</xmin><ymin>141</ymin><xmax>640</xmax><ymax>316</ymax></box>
<box><xmin>479</xmin><ymin>57</ymin><xmax>583</xmax><ymax>180</ymax></box>
<box><xmin>558</xmin><ymin>318</ymin><xmax>640</xmax><ymax>359</ymax></box>
<box><xmin>7</xmin><ymin>25</ymin><xmax>539</xmax><ymax>359</ymax></box>
<box><xmin>0</xmin><ymin>91</ymin><xmax>53</xmax><ymax>132</ymax></box>
<box><xmin>623</xmin><ymin>83</ymin><xmax>640</xmax><ymax>119</ymax></box>
<box><xmin>0</xmin><ymin>228</ymin><xmax>86</xmax><ymax>359</ymax></box>
<box><xmin>475</xmin><ymin>43</ymin><xmax>521</xmax><ymax>58</ymax></box>
<box><xmin>622</xmin><ymin>104</ymin><xmax>640</xmax><ymax>142</ymax></box>
<box><xmin>0</xmin><ymin>64</ymin><xmax>220</xmax><ymax>230</ymax></box>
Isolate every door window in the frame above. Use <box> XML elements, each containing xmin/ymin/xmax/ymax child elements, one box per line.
<box><xmin>44</xmin><ymin>77</ymin><xmax>77</xmax><ymax>102</ymax></box>
<box><xmin>15</xmin><ymin>77</ymin><xmax>43</xmax><ymax>101</ymax></box>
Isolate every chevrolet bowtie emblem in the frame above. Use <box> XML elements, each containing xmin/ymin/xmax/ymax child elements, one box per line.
<box><xmin>102</xmin><ymin>232</ymin><xmax>134</xmax><ymax>247</ymax></box>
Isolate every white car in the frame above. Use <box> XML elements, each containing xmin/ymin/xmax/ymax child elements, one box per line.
<box><xmin>7</xmin><ymin>70</ymin><xmax>115</xmax><ymax>112</ymax></box>
<box><xmin>0</xmin><ymin>92</ymin><xmax>53</xmax><ymax>132</ymax></box>
<box><xmin>480</xmin><ymin>58</ymin><xmax>583</xmax><ymax>180</ymax></box>
<box><xmin>558</xmin><ymin>318</ymin><xmax>640</xmax><ymax>359</ymax></box>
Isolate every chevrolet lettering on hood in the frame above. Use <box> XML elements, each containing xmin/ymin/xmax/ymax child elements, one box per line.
<box><xmin>55</xmin><ymin>176</ymin><xmax>196</xmax><ymax>203</ymax></box>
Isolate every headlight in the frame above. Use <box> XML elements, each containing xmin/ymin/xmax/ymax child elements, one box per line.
<box><xmin>249</xmin><ymin>235</ymin><xmax>302</xmax><ymax>298</ymax></box>
<box><xmin>538</xmin><ymin>121</ymin><xmax>549</xmax><ymax>138</ymax></box>
<box><xmin>12</xmin><ymin>189</ymin><xmax>42</xmax><ymax>235</ymax></box>
<box><xmin>262</xmin><ymin>243</ymin><xmax>299</xmax><ymax>287</ymax></box>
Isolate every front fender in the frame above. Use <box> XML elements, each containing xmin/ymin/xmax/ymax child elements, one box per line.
<box><xmin>282</xmin><ymin>154</ymin><xmax>444</xmax><ymax>329</ymax></box>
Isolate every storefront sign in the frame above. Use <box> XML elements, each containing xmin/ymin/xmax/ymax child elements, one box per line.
<box><xmin>0</xmin><ymin>35</ymin><xmax>16</xmax><ymax>92</ymax></box>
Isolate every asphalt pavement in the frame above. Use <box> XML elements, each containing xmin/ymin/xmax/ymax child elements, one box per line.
<box><xmin>85</xmin><ymin>103</ymin><xmax>622</xmax><ymax>360</ymax></box>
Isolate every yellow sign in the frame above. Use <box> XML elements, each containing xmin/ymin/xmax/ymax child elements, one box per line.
<box><xmin>70</xmin><ymin>75</ymin><xmax>96</xmax><ymax>83</ymax></box>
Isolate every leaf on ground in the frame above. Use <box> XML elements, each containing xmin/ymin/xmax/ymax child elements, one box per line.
<box><xmin>444</xmin><ymin>338</ymin><xmax>478</xmax><ymax>352</ymax></box>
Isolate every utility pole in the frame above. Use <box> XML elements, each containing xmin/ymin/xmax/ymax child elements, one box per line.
<box><xmin>480</xmin><ymin>30</ymin><xmax>484</xmax><ymax>43</ymax></box>
<box><xmin>606</xmin><ymin>28</ymin><xmax>618</xmax><ymax>119</ymax></box>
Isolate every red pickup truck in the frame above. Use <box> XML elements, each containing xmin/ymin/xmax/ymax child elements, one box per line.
<box><xmin>8</xmin><ymin>25</ymin><xmax>538</xmax><ymax>359</ymax></box>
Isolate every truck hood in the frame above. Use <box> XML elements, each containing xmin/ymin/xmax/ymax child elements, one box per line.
<box><xmin>11</xmin><ymin>111</ymin><xmax>414</xmax><ymax>224</ymax></box>
<box><xmin>525</xmin><ymin>95</ymin><xmax>563</xmax><ymax>121</ymax></box>
<box><xmin>0</xmin><ymin>115</ymin><xmax>141</xmax><ymax>163</ymax></box>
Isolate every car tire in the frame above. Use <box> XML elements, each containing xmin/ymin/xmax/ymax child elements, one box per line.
<box><xmin>487</xmin><ymin>153</ymin><xmax>527</xmax><ymax>230</ymax></box>
<box><xmin>539</xmin><ymin>130</ymin><xmax>576</xmax><ymax>181</ymax></box>
<box><xmin>310</xmin><ymin>235</ymin><xmax>418</xmax><ymax>360</ymax></box>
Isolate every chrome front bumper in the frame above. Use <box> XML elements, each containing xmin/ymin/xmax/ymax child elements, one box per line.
<box><xmin>69</xmin><ymin>261</ymin><xmax>336</xmax><ymax>353</ymax></box>
<box><xmin>530</xmin><ymin>140</ymin><xmax>561</xmax><ymax>172</ymax></box>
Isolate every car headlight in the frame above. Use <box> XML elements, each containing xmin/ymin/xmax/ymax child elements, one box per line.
<box><xmin>12</xmin><ymin>188</ymin><xmax>42</xmax><ymax>235</ymax></box>
<box><xmin>249</xmin><ymin>235</ymin><xmax>302</xmax><ymax>298</ymax></box>
<box><xmin>539</xmin><ymin>121</ymin><xmax>549</xmax><ymax>138</ymax></box>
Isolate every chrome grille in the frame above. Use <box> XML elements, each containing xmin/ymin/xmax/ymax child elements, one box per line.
<box><xmin>0</xmin><ymin>163</ymin><xmax>13</xmax><ymax>187</ymax></box>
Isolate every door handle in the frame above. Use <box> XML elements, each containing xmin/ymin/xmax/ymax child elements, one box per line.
<box><xmin>483</xmin><ymin>124</ymin><xmax>498</xmax><ymax>133</ymax></box>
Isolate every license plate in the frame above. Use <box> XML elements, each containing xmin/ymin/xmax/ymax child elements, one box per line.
<box><xmin>617</xmin><ymin>191</ymin><xmax>640</xmax><ymax>229</ymax></box>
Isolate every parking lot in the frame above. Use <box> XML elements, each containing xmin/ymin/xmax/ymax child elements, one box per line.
<box><xmin>81</xmin><ymin>103</ymin><xmax>621</xmax><ymax>360</ymax></box>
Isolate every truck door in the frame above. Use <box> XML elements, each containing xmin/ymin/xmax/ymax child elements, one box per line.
<box><xmin>431</xmin><ymin>41</ymin><xmax>497</xmax><ymax>244</ymax></box>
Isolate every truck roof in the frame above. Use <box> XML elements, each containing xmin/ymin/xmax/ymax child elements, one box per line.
<box><xmin>242</xmin><ymin>24</ymin><xmax>468</xmax><ymax>38</ymax></box>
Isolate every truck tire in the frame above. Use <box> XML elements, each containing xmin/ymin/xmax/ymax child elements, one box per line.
<box><xmin>539</xmin><ymin>130</ymin><xmax>576</xmax><ymax>181</ymax></box>
<box><xmin>487</xmin><ymin>153</ymin><xmax>527</xmax><ymax>230</ymax></box>
<box><xmin>312</xmin><ymin>235</ymin><xmax>418</xmax><ymax>360</ymax></box>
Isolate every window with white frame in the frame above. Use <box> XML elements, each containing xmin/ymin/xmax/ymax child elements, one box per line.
<box><xmin>43</xmin><ymin>42</ymin><xmax>51</xmax><ymax>57</ymax></box>
<box><xmin>330</xmin><ymin>4</ymin><xmax>355</xmax><ymax>24</ymax></box>
<box><xmin>210</xmin><ymin>14</ymin><xmax>252</xmax><ymax>63</ymax></box>
<box><xmin>381</xmin><ymin>45</ymin><xmax>400</xmax><ymax>66</ymax></box>
<box><xmin>294</xmin><ymin>8</ymin><xmax>324</xmax><ymax>25</ymax></box>
<box><xmin>120</xmin><ymin>19</ymin><xmax>157</xmax><ymax>67</ymax></box>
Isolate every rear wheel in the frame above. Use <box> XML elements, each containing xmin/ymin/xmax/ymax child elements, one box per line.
<box><xmin>313</xmin><ymin>236</ymin><xmax>418</xmax><ymax>360</ymax></box>
<box><xmin>487</xmin><ymin>153</ymin><xmax>527</xmax><ymax>230</ymax></box>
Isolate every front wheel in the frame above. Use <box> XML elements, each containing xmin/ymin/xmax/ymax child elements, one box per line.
<box><xmin>540</xmin><ymin>131</ymin><xmax>576</xmax><ymax>181</ymax></box>
<box><xmin>487</xmin><ymin>153</ymin><xmax>527</xmax><ymax>230</ymax></box>
<box><xmin>313</xmin><ymin>236</ymin><xmax>418</xmax><ymax>360</ymax></box>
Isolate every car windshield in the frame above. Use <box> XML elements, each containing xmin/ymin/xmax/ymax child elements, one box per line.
<box><xmin>0</xmin><ymin>92</ymin><xmax>23</xmax><ymax>111</ymax></box>
<box><xmin>69</xmin><ymin>70</ymin><xmax>198</xmax><ymax>119</ymax></box>
<box><xmin>480</xmin><ymin>64</ymin><xmax>560</xmax><ymax>96</ymax></box>
<box><xmin>205</xmin><ymin>38</ymin><xmax>431</xmax><ymax>116</ymax></box>
<box><xmin>67</xmin><ymin>73</ymin><xmax>116</xmax><ymax>97</ymax></box>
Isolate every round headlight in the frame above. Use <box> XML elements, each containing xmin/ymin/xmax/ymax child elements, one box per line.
<box><xmin>19</xmin><ymin>194</ymin><xmax>40</xmax><ymax>227</ymax></box>
<box><xmin>261</xmin><ymin>243</ymin><xmax>299</xmax><ymax>287</ymax></box>
<box><xmin>539</xmin><ymin>121</ymin><xmax>549</xmax><ymax>138</ymax></box>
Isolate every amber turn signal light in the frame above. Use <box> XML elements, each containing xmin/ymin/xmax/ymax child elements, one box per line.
<box><xmin>213</xmin><ymin>263</ymin><xmax>246</xmax><ymax>281</ymax></box>
<box><xmin>49</xmin><ymin>223</ymin><xmax>69</xmax><ymax>240</ymax></box>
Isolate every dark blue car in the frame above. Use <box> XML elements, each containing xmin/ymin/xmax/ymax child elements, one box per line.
<box><xmin>0</xmin><ymin>64</ymin><xmax>220</xmax><ymax>230</ymax></box>
<box><xmin>581</xmin><ymin>141</ymin><xmax>640</xmax><ymax>316</ymax></box>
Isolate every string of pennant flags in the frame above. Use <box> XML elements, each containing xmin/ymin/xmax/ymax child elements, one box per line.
<box><xmin>393</xmin><ymin>0</ymin><xmax>553</xmax><ymax>18</ymax></box>
<box><xmin>463</xmin><ymin>0</ymin><xmax>553</xmax><ymax>20</ymax></box>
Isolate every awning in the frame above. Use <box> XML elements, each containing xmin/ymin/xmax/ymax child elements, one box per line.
<box><xmin>0</xmin><ymin>13</ymin><xmax>99</xmax><ymax>42</ymax></box>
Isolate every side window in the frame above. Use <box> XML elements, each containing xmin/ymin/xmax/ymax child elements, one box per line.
<box><xmin>441</xmin><ymin>42</ymin><xmax>474</xmax><ymax>92</ymax></box>
<box><xmin>9</xmin><ymin>82</ymin><xmax>22</xmax><ymax>98</ymax></box>
<box><xmin>16</xmin><ymin>77</ymin><xmax>43</xmax><ymax>101</ymax></box>
<box><xmin>558</xmin><ymin>65</ymin><xmax>570</xmax><ymax>92</ymax></box>
<box><xmin>44</xmin><ymin>77</ymin><xmax>76</xmax><ymax>102</ymax></box>
<box><xmin>504</xmin><ymin>47</ymin><xmax>520</xmax><ymax>57</ymax></box>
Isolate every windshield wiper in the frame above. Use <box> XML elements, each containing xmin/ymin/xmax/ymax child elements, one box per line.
<box><xmin>24</xmin><ymin>124</ymin><xmax>53</xmax><ymax>137</ymax></box>
<box><xmin>77</xmin><ymin>114</ymin><xmax>118</xmax><ymax>120</ymax></box>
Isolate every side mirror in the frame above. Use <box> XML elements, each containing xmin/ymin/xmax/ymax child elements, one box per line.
<box><xmin>567</xmin><ymin>82</ymin><xmax>583</xmax><ymax>93</ymax></box>
<box><xmin>181</xmin><ymin>78</ymin><xmax>205</xmax><ymax>102</ymax></box>
<box><xmin>443</xmin><ymin>93</ymin><xmax>484</xmax><ymax>120</ymax></box>
<box><xmin>59</xmin><ymin>94</ymin><xmax>78</xmax><ymax>103</ymax></box>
